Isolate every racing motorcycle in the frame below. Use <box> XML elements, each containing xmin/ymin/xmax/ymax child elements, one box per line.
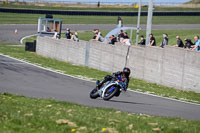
<box><xmin>90</xmin><ymin>75</ymin><xmax>126</xmax><ymax>101</ymax></box>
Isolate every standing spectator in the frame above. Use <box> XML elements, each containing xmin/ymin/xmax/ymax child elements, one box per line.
<box><xmin>122</xmin><ymin>32</ymin><xmax>131</xmax><ymax>46</ymax></box>
<box><xmin>176</xmin><ymin>36</ymin><xmax>184</xmax><ymax>48</ymax></box>
<box><xmin>191</xmin><ymin>35</ymin><xmax>200</xmax><ymax>51</ymax></box>
<box><xmin>117</xmin><ymin>30</ymin><xmax>124</xmax><ymax>42</ymax></box>
<box><xmin>117</xmin><ymin>16</ymin><xmax>123</xmax><ymax>28</ymax></box>
<box><xmin>160</xmin><ymin>34</ymin><xmax>168</xmax><ymax>48</ymax></box>
<box><xmin>53</xmin><ymin>30</ymin><xmax>58</xmax><ymax>39</ymax></box>
<box><xmin>97</xmin><ymin>1</ymin><xmax>100</xmax><ymax>8</ymax></box>
<box><xmin>92</xmin><ymin>29</ymin><xmax>104</xmax><ymax>42</ymax></box>
<box><xmin>123</xmin><ymin>32</ymin><xmax>129</xmax><ymax>39</ymax></box>
<box><xmin>184</xmin><ymin>38</ymin><xmax>194</xmax><ymax>49</ymax></box>
<box><xmin>109</xmin><ymin>35</ymin><xmax>117</xmax><ymax>45</ymax></box>
<box><xmin>149</xmin><ymin>33</ymin><xmax>156</xmax><ymax>46</ymax></box>
<box><xmin>65</xmin><ymin>28</ymin><xmax>71</xmax><ymax>39</ymax></box>
<box><xmin>92</xmin><ymin>29</ymin><xmax>97</xmax><ymax>39</ymax></box>
<box><xmin>96</xmin><ymin>29</ymin><xmax>104</xmax><ymax>42</ymax></box>
<box><xmin>47</xmin><ymin>27</ymin><xmax>51</xmax><ymax>32</ymax></box>
<box><xmin>138</xmin><ymin>35</ymin><xmax>146</xmax><ymax>45</ymax></box>
<box><xmin>71</xmin><ymin>32</ymin><xmax>79</xmax><ymax>42</ymax></box>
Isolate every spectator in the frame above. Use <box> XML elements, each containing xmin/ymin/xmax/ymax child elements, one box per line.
<box><xmin>184</xmin><ymin>38</ymin><xmax>194</xmax><ymax>49</ymax></box>
<box><xmin>92</xmin><ymin>29</ymin><xmax>97</xmax><ymax>39</ymax></box>
<box><xmin>160</xmin><ymin>34</ymin><xmax>168</xmax><ymax>48</ymax></box>
<box><xmin>123</xmin><ymin>32</ymin><xmax>129</xmax><ymax>39</ymax></box>
<box><xmin>138</xmin><ymin>35</ymin><xmax>146</xmax><ymax>45</ymax></box>
<box><xmin>176</xmin><ymin>36</ymin><xmax>184</xmax><ymax>48</ymax></box>
<box><xmin>149</xmin><ymin>33</ymin><xmax>156</xmax><ymax>46</ymax></box>
<box><xmin>53</xmin><ymin>30</ymin><xmax>58</xmax><ymax>39</ymax></box>
<box><xmin>47</xmin><ymin>27</ymin><xmax>51</xmax><ymax>32</ymax></box>
<box><xmin>96</xmin><ymin>29</ymin><xmax>104</xmax><ymax>42</ymax></box>
<box><xmin>109</xmin><ymin>35</ymin><xmax>117</xmax><ymax>45</ymax></box>
<box><xmin>65</xmin><ymin>28</ymin><xmax>71</xmax><ymax>39</ymax></box>
<box><xmin>191</xmin><ymin>35</ymin><xmax>200</xmax><ymax>51</ymax></box>
<box><xmin>92</xmin><ymin>29</ymin><xmax>104</xmax><ymax>42</ymax></box>
<box><xmin>117</xmin><ymin>29</ymin><xmax>124</xmax><ymax>42</ymax></box>
<box><xmin>71</xmin><ymin>32</ymin><xmax>79</xmax><ymax>42</ymax></box>
<box><xmin>122</xmin><ymin>32</ymin><xmax>131</xmax><ymax>46</ymax></box>
<box><xmin>97</xmin><ymin>1</ymin><xmax>100</xmax><ymax>8</ymax></box>
<box><xmin>117</xmin><ymin>16</ymin><xmax>123</xmax><ymax>28</ymax></box>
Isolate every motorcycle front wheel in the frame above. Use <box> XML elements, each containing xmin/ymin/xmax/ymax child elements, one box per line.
<box><xmin>103</xmin><ymin>86</ymin><xmax>118</xmax><ymax>101</ymax></box>
<box><xmin>90</xmin><ymin>88</ymin><xmax>100</xmax><ymax>99</ymax></box>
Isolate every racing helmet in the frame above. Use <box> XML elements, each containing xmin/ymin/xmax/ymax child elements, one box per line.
<box><xmin>123</xmin><ymin>67</ymin><xmax>131</xmax><ymax>77</ymax></box>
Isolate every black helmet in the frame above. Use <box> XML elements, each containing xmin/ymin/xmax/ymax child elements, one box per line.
<box><xmin>123</xmin><ymin>67</ymin><xmax>131</xmax><ymax>77</ymax></box>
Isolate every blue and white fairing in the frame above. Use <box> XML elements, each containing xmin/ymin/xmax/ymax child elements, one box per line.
<box><xmin>98</xmin><ymin>75</ymin><xmax>123</xmax><ymax>98</ymax></box>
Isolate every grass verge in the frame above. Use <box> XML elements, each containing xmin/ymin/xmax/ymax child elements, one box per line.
<box><xmin>1</xmin><ymin>12</ymin><xmax>200</xmax><ymax>24</ymax></box>
<box><xmin>1</xmin><ymin>41</ymin><xmax>200</xmax><ymax>104</ymax></box>
<box><xmin>0</xmin><ymin>93</ymin><xmax>200</xmax><ymax>133</ymax></box>
<box><xmin>22</xmin><ymin>35</ymin><xmax>37</xmax><ymax>45</ymax></box>
<box><xmin>1</xmin><ymin>3</ymin><xmax>200</xmax><ymax>11</ymax></box>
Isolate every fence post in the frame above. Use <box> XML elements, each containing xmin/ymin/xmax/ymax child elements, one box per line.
<box><xmin>136</xmin><ymin>0</ymin><xmax>141</xmax><ymax>46</ymax></box>
<box><xmin>145</xmin><ymin>0</ymin><xmax>154</xmax><ymax>46</ymax></box>
<box><xmin>85</xmin><ymin>41</ymin><xmax>90</xmax><ymax>66</ymax></box>
<box><xmin>124</xmin><ymin>46</ymin><xmax>131</xmax><ymax>67</ymax></box>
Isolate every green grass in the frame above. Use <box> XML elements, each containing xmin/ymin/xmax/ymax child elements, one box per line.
<box><xmin>22</xmin><ymin>36</ymin><xmax>37</xmax><ymax>45</ymax></box>
<box><xmin>1</xmin><ymin>93</ymin><xmax>200</xmax><ymax>133</ymax></box>
<box><xmin>1</xmin><ymin>41</ymin><xmax>200</xmax><ymax>104</ymax></box>
<box><xmin>0</xmin><ymin>4</ymin><xmax>146</xmax><ymax>11</ymax></box>
<box><xmin>1</xmin><ymin>12</ymin><xmax>200</xmax><ymax>24</ymax></box>
<box><xmin>1</xmin><ymin>3</ymin><xmax>200</xmax><ymax>11</ymax></box>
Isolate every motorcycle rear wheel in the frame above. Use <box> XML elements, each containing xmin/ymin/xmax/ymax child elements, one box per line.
<box><xmin>90</xmin><ymin>88</ymin><xmax>100</xmax><ymax>99</ymax></box>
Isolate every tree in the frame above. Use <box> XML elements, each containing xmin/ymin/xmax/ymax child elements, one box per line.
<box><xmin>190</xmin><ymin>0</ymin><xmax>200</xmax><ymax>3</ymax></box>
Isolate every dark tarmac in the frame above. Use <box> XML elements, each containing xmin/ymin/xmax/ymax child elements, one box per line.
<box><xmin>0</xmin><ymin>55</ymin><xmax>200</xmax><ymax>120</ymax></box>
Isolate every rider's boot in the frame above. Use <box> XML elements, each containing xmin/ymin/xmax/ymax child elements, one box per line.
<box><xmin>96</xmin><ymin>80</ymin><xmax>106</xmax><ymax>90</ymax></box>
<box><xmin>96</xmin><ymin>80</ymin><xmax>100</xmax><ymax>86</ymax></box>
<box><xmin>96</xmin><ymin>80</ymin><xmax>102</xmax><ymax>90</ymax></box>
<box><xmin>96</xmin><ymin>75</ymin><xmax>111</xmax><ymax>89</ymax></box>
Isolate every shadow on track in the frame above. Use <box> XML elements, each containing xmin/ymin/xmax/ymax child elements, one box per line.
<box><xmin>96</xmin><ymin>99</ymin><xmax>151</xmax><ymax>105</ymax></box>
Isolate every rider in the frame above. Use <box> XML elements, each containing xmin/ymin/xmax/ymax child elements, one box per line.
<box><xmin>97</xmin><ymin>67</ymin><xmax>131</xmax><ymax>91</ymax></box>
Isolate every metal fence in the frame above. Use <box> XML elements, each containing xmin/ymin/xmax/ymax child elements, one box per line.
<box><xmin>1</xmin><ymin>8</ymin><xmax>200</xmax><ymax>16</ymax></box>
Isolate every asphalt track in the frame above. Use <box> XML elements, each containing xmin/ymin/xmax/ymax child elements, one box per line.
<box><xmin>0</xmin><ymin>54</ymin><xmax>200</xmax><ymax>120</ymax></box>
<box><xmin>1</xmin><ymin>24</ymin><xmax>200</xmax><ymax>43</ymax></box>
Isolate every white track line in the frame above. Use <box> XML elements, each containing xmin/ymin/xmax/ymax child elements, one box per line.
<box><xmin>20</xmin><ymin>34</ymin><xmax>37</xmax><ymax>44</ymax></box>
<box><xmin>0</xmin><ymin>53</ymin><xmax>200</xmax><ymax>106</ymax></box>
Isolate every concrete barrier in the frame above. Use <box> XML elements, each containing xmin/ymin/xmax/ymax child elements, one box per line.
<box><xmin>37</xmin><ymin>37</ymin><xmax>87</xmax><ymax>66</ymax></box>
<box><xmin>36</xmin><ymin>36</ymin><xmax>200</xmax><ymax>92</ymax></box>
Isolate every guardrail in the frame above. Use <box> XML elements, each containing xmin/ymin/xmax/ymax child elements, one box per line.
<box><xmin>1</xmin><ymin>8</ymin><xmax>200</xmax><ymax>16</ymax></box>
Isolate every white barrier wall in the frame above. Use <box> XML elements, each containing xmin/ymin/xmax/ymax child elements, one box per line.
<box><xmin>36</xmin><ymin>36</ymin><xmax>200</xmax><ymax>92</ymax></box>
<box><xmin>36</xmin><ymin>37</ymin><xmax>86</xmax><ymax>66</ymax></box>
<box><xmin>88</xmin><ymin>41</ymin><xmax>129</xmax><ymax>73</ymax></box>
